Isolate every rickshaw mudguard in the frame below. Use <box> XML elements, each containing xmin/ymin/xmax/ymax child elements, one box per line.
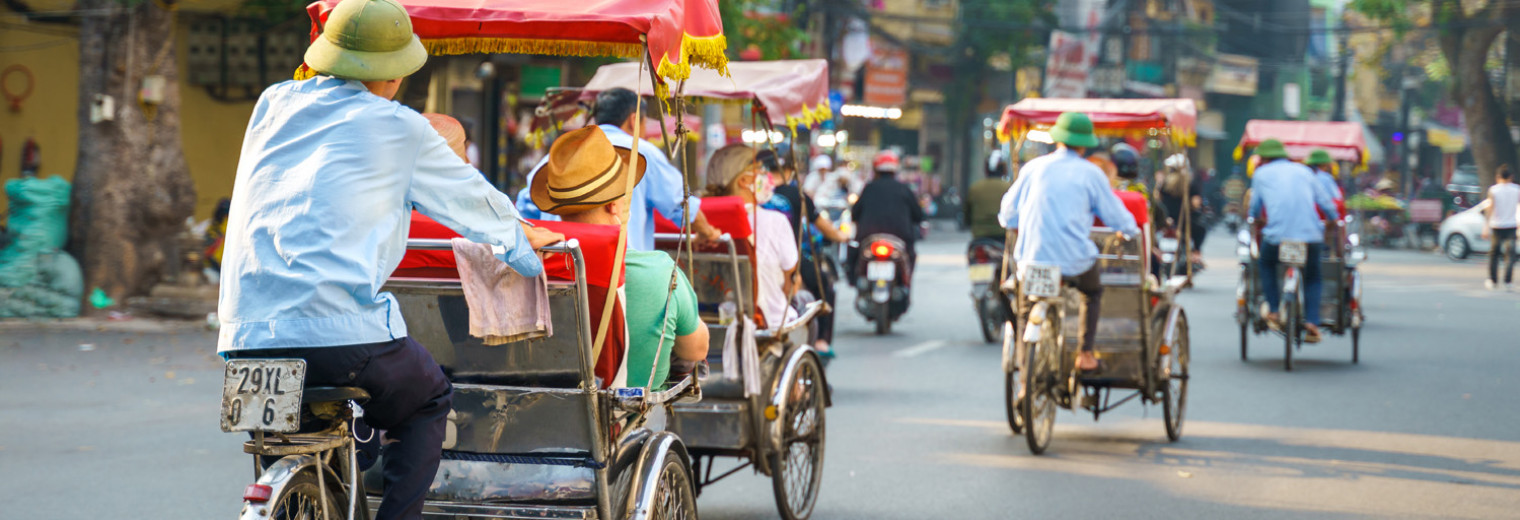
<box><xmin>622</xmin><ymin>431</ymin><xmax>691</xmax><ymax>520</ymax></box>
<box><xmin>240</xmin><ymin>454</ymin><xmax>345</xmax><ymax>520</ymax></box>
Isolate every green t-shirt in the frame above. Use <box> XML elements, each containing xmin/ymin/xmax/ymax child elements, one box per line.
<box><xmin>623</xmin><ymin>251</ymin><xmax>701</xmax><ymax>388</ymax></box>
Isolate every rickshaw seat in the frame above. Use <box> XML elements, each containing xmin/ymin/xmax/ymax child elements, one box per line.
<box><xmin>394</xmin><ymin>213</ymin><xmax>630</xmax><ymax>388</ymax></box>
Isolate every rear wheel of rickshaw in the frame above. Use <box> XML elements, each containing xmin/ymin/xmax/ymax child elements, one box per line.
<box><xmin>1282</xmin><ymin>296</ymin><xmax>1297</xmax><ymax>372</ymax></box>
<box><xmin>1162</xmin><ymin>312</ymin><xmax>1190</xmax><ymax>442</ymax></box>
<box><xmin>1351</xmin><ymin>325</ymin><xmax>1361</xmax><ymax>364</ymax></box>
<box><xmin>770</xmin><ymin>354</ymin><xmax>826</xmax><ymax>520</ymax></box>
<box><xmin>653</xmin><ymin>453</ymin><xmax>698</xmax><ymax>520</ymax></box>
<box><xmin>266</xmin><ymin>469</ymin><xmax>345</xmax><ymax>520</ymax></box>
<box><xmin>1021</xmin><ymin>314</ymin><xmax>1059</xmax><ymax>455</ymax></box>
<box><xmin>1001</xmin><ymin>321</ymin><xmax>1024</xmax><ymax>434</ymax></box>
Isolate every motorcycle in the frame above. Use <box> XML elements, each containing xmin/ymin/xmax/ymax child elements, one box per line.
<box><xmin>853</xmin><ymin>233</ymin><xmax>912</xmax><ymax>335</ymax></box>
<box><xmin>967</xmin><ymin>238</ymin><xmax>1012</xmax><ymax>343</ymax></box>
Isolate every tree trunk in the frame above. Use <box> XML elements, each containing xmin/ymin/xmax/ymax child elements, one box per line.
<box><xmin>67</xmin><ymin>0</ymin><xmax>196</xmax><ymax>307</ymax></box>
<box><xmin>1440</xmin><ymin>14</ymin><xmax>1516</xmax><ymax>190</ymax></box>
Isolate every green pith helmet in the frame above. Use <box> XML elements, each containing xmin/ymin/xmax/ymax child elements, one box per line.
<box><xmin>1255</xmin><ymin>138</ymin><xmax>1289</xmax><ymax>159</ymax></box>
<box><xmin>1306</xmin><ymin>148</ymin><xmax>1333</xmax><ymax>166</ymax></box>
<box><xmin>1049</xmin><ymin>112</ymin><xmax>1100</xmax><ymax>149</ymax></box>
<box><xmin>303</xmin><ymin>0</ymin><xmax>428</xmax><ymax>82</ymax></box>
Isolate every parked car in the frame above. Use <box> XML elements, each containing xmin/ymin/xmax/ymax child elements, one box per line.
<box><xmin>1438</xmin><ymin>205</ymin><xmax>1491</xmax><ymax>260</ymax></box>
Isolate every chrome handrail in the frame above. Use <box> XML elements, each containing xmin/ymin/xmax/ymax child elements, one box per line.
<box><xmin>754</xmin><ymin>300</ymin><xmax>826</xmax><ymax>341</ymax></box>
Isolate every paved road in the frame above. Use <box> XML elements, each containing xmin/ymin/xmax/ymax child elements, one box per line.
<box><xmin>3</xmin><ymin>228</ymin><xmax>1518</xmax><ymax>519</ymax></box>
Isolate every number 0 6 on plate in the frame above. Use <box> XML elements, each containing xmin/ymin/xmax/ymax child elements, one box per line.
<box><xmin>220</xmin><ymin>359</ymin><xmax>306</xmax><ymax>433</ymax></box>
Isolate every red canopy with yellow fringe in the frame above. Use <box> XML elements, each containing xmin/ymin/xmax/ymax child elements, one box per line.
<box><xmin>997</xmin><ymin>97</ymin><xmax>1198</xmax><ymax>147</ymax></box>
<box><xmin>301</xmin><ymin>0</ymin><xmax>728</xmax><ymax>82</ymax></box>
<box><xmin>1233</xmin><ymin>120</ymin><xmax>1369</xmax><ymax>169</ymax></box>
<box><xmin>580</xmin><ymin>59</ymin><xmax>832</xmax><ymax>130</ymax></box>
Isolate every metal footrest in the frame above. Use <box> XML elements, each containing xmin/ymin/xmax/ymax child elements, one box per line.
<box><xmin>371</xmin><ymin>498</ymin><xmax>598</xmax><ymax>519</ymax></box>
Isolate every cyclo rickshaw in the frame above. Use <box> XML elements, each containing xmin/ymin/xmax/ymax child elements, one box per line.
<box><xmin>993</xmin><ymin>99</ymin><xmax>1195</xmax><ymax>455</ymax></box>
<box><xmin>223</xmin><ymin>1</ymin><xmax>732</xmax><ymax>518</ymax></box>
<box><xmin>583</xmin><ymin>59</ymin><xmax>834</xmax><ymax>520</ymax></box>
<box><xmin>1234</xmin><ymin>121</ymin><xmax>1368</xmax><ymax>371</ymax></box>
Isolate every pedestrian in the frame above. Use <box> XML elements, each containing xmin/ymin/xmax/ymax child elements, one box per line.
<box><xmin>1249</xmin><ymin>139</ymin><xmax>1340</xmax><ymax>343</ymax></box>
<box><xmin>1482</xmin><ymin>165</ymin><xmax>1519</xmax><ymax>290</ymax></box>
<box><xmin>217</xmin><ymin>0</ymin><xmax>564</xmax><ymax>518</ymax></box>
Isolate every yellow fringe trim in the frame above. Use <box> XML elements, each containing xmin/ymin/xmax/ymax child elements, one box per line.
<box><xmin>423</xmin><ymin>37</ymin><xmax>644</xmax><ymax>59</ymax></box>
<box><xmin>999</xmin><ymin>122</ymin><xmax>1195</xmax><ymax>148</ymax></box>
<box><xmin>294</xmin><ymin>64</ymin><xmax>316</xmax><ymax>81</ymax></box>
<box><xmin>657</xmin><ymin>33</ymin><xmax>729</xmax><ymax>82</ymax></box>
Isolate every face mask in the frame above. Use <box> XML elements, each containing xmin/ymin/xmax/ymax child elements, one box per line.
<box><xmin>753</xmin><ymin>171</ymin><xmax>776</xmax><ymax>204</ymax></box>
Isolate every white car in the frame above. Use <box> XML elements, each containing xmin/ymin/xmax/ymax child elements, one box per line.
<box><xmin>1438</xmin><ymin>205</ymin><xmax>1491</xmax><ymax>260</ymax></box>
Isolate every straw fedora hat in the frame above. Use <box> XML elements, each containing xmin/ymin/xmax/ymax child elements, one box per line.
<box><xmin>304</xmin><ymin>0</ymin><xmax>428</xmax><ymax>81</ymax></box>
<box><xmin>531</xmin><ymin>126</ymin><xmax>647</xmax><ymax>216</ymax></box>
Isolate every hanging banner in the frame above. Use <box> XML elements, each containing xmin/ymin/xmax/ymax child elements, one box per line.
<box><xmin>1042</xmin><ymin>0</ymin><xmax>1106</xmax><ymax>98</ymax></box>
<box><xmin>864</xmin><ymin>40</ymin><xmax>909</xmax><ymax>107</ymax></box>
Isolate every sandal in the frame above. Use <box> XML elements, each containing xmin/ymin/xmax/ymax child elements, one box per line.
<box><xmin>1303</xmin><ymin>326</ymin><xmax>1323</xmax><ymax>344</ymax></box>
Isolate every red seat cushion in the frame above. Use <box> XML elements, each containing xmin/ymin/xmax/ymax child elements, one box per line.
<box><xmin>1112</xmin><ymin>190</ymin><xmax>1150</xmax><ymax>228</ymax></box>
<box><xmin>395</xmin><ymin>211</ymin><xmax>628</xmax><ymax>387</ymax></box>
<box><xmin>650</xmin><ymin>196</ymin><xmax>753</xmax><ymax>242</ymax></box>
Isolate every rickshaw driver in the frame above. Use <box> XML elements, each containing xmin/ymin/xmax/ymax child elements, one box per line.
<box><xmin>530</xmin><ymin>126</ymin><xmax>710</xmax><ymax>387</ymax></box>
<box><xmin>1249</xmin><ymin>139</ymin><xmax>1340</xmax><ymax>343</ymax></box>
<box><xmin>998</xmin><ymin>112</ymin><xmax>1141</xmax><ymax>372</ymax></box>
<box><xmin>216</xmin><ymin>0</ymin><xmax>563</xmax><ymax>518</ymax></box>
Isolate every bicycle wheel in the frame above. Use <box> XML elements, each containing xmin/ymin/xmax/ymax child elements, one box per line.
<box><xmin>267</xmin><ymin>469</ymin><xmax>344</xmax><ymax>520</ymax></box>
<box><xmin>1283</xmin><ymin>295</ymin><xmax>1297</xmax><ymax>372</ymax></box>
<box><xmin>1162</xmin><ymin>312</ymin><xmax>1190</xmax><ymax>442</ymax></box>
<box><xmin>770</xmin><ymin>354</ymin><xmax>826</xmax><ymax>520</ymax></box>
<box><xmin>1002</xmin><ymin>321</ymin><xmax>1023</xmax><ymax>434</ymax></box>
<box><xmin>1021</xmin><ymin>313</ymin><xmax>1058</xmax><ymax>455</ymax></box>
<box><xmin>653</xmin><ymin>451</ymin><xmax>698</xmax><ymax>520</ymax></box>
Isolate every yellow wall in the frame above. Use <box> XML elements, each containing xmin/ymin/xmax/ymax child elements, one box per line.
<box><xmin>0</xmin><ymin>16</ymin><xmax>79</xmax><ymax>217</ymax></box>
<box><xmin>0</xmin><ymin>14</ymin><xmax>255</xmax><ymax>221</ymax></box>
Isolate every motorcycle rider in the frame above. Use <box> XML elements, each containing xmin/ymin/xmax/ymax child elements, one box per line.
<box><xmin>849</xmin><ymin>150</ymin><xmax>927</xmax><ymax>284</ymax></box>
<box><xmin>217</xmin><ymin>0</ymin><xmax>563</xmax><ymax>517</ymax></box>
<box><xmin>1249</xmin><ymin>139</ymin><xmax>1341</xmax><ymax>343</ymax></box>
<box><xmin>999</xmin><ymin>112</ymin><xmax>1141</xmax><ymax>372</ymax></box>
<box><xmin>965</xmin><ymin>150</ymin><xmax>1014</xmax><ymax>243</ymax></box>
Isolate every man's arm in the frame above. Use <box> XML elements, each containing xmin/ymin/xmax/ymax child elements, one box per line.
<box><xmin>670</xmin><ymin>271</ymin><xmax>709</xmax><ymax>363</ymax></box>
<box><xmin>998</xmin><ymin>170</ymin><xmax>1030</xmax><ymax>229</ymax></box>
<box><xmin>409</xmin><ymin>125</ymin><xmax>561</xmax><ymax>276</ymax></box>
<box><xmin>1309</xmin><ymin>171</ymin><xmax>1340</xmax><ymax>221</ymax></box>
<box><xmin>636</xmin><ymin>140</ymin><xmax>720</xmax><ymax>242</ymax></box>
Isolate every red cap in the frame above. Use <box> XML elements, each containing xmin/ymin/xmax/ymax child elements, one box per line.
<box><xmin>873</xmin><ymin>150</ymin><xmax>900</xmax><ymax>172</ymax></box>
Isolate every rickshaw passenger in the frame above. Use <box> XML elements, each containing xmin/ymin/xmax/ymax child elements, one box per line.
<box><xmin>531</xmin><ymin>126</ymin><xmax>710</xmax><ymax>387</ymax></box>
<box><xmin>217</xmin><ymin>1</ymin><xmax>564</xmax><ymax>518</ymax></box>
<box><xmin>998</xmin><ymin>112</ymin><xmax>1141</xmax><ymax>372</ymax></box>
<box><xmin>706</xmin><ymin>144</ymin><xmax>801</xmax><ymax>330</ymax></box>
<box><xmin>1305</xmin><ymin>149</ymin><xmax>1347</xmax><ymax>218</ymax></box>
<box><xmin>521</xmin><ymin>88</ymin><xmax>722</xmax><ymax>251</ymax></box>
<box><xmin>1249</xmin><ymin>139</ymin><xmax>1340</xmax><ymax>343</ymax></box>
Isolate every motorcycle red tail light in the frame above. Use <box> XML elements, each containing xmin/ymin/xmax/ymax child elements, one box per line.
<box><xmin>870</xmin><ymin>241</ymin><xmax>893</xmax><ymax>258</ymax></box>
<box><xmin>972</xmin><ymin>247</ymin><xmax>989</xmax><ymax>263</ymax></box>
<box><xmin>244</xmin><ymin>484</ymin><xmax>274</xmax><ymax>503</ymax></box>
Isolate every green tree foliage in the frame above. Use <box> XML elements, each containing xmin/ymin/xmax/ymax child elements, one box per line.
<box><xmin>720</xmin><ymin>0</ymin><xmax>809</xmax><ymax>60</ymax></box>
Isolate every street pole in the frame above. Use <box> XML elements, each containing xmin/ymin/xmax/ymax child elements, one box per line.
<box><xmin>1398</xmin><ymin>73</ymin><xmax>1414</xmax><ymax>202</ymax></box>
<box><xmin>1331</xmin><ymin>21</ymin><xmax>1349</xmax><ymax>123</ymax></box>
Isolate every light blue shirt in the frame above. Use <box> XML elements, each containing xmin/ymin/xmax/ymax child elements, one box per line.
<box><xmin>998</xmin><ymin>149</ymin><xmax>1141</xmax><ymax>276</ymax></box>
<box><xmin>1249</xmin><ymin>159</ymin><xmax>1340</xmax><ymax>244</ymax></box>
<box><xmin>521</xmin><ymin>124</ymin><xmax>700</xmax><ymax>251</ymax></box>
<box><xmin>218</xmin><ymin>77</ymin><xmax>539</xmax><ymax>352</ymax></box>
<box><xmin>1314</xmin><ymin>169</ymin><xmax>1342</xmax><ymax>201</ymax></box>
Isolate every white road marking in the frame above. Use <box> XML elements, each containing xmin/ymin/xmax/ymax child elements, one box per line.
<box><xmin>892</xmin><ymin>340</ymin><xmax>948</xmax><ymax>358</ymax></box>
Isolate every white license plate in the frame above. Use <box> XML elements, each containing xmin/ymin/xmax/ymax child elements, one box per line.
<box><xmin>220</xmin><ymin>359</ymin><xmax>306</xmax><ymax>433</ymax></box>
<box><xmin>1279</xmin><ymin>241</ymin><xmax>1308</xmax><ymax>265</ymax></box>
<box><xmin>1020</xmin><ymin>263</ymin><xmax>1061</xmax><ymax>298</ymax></box>
<box><xmin>968</xmin><ymin>263</ymin><xmax>995</xmax><ymax>283</ymax></box>
<box><xmin>867</xmin><ymin>261</ymin><xmax>896</xmax><ymax>281</ymax></box>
